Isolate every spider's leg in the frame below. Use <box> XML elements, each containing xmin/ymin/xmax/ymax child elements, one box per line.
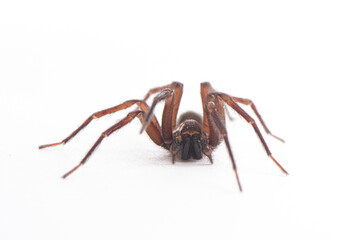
<box><xmin>137</xmin><ymin>101</ymin><xmax>161</xmax><ymax>135</ymax></box>
<box><xmin>161</xmin><ymin>82</ymin><xmax>183</xmax><ymax>145</ymax></box>
<box><xmin>224</xmin><ymin>105</ymin><xmax>235</xmax><ymax>121</ymax></box>
<box><xmin>39</xmin><ymin>99</ymin><xmax>150</xmax><ymax>149</ymax></box>
<box><xmin>206</xmin><ymin>100</ymin><xmax>242</xmax><ymax>192</ymax></box>
<box><xmin>214</xmin><ymin>93</ymin><xmax>288</xmax><ymax>175</ymax></box>
<box><xmin>233</xmin><ymin>97</ymin><xmax>284</xmax><ymax>142</ymax></box>
<box><xmin>200</xmin><ymin>82</ymin><xmax>224</xmax><ymax>146</ymax></box>
<box><xmin>143</xmin><ymin>82</ymin><xmax>174</xmax><ymax>101</ymax></box>
<box><xmin>141</xmin><ymin>82</ymin><xmax>183</xmax><ymax>148</ymax></box>
<box><xmin>140</xmin><ymin>88</ymin><xmax>173</xmax><ymax>134</ymax></box>
<box><xmin>62</xmin><ymin>110</ymin><xmax>164</xmax><ymax>178</ymax></box>
<box><xmin>201</xmin><ymin>82</ymin><xmax>214</xmax><ymax>134</ymax></box>
<box><xmin>135</xmin><ymin>82</ymin><xmax>173</xmax><ymax>116</ymax></box>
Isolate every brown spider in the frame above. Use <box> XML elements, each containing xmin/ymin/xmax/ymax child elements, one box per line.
<box><xmin>39</xmin><ymin>82</ymin><xmax>288</xmax><ymax>191</ymax></box>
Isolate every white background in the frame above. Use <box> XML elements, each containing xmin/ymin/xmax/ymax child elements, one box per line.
<box><xmin>1</xmin><ymin>0</ymin><xmax>360</xmax><ymax>239</ymax></box>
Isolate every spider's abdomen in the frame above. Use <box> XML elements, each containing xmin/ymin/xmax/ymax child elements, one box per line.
<box><xmin>177</xmin><ymin>111</ymin><xmax>202</xmax><ymax>125</ymax></box>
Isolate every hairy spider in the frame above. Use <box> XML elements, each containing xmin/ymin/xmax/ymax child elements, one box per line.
<box><xmin>39</xmin><ymin>82</ymin><xmax>288</xmax><ymax>191</ymax></box>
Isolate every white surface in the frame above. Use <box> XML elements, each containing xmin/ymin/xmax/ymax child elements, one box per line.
<box><xmin>1</xmin><ymin>1</ymin><xmax>360</xmax><ymax>240</ymax></box>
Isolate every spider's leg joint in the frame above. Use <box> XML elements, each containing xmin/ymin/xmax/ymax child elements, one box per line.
<box><xmin>101</xmin><ymin>133</ymin><xmax>108</xmax><ymax>138</ymax></box>
<box><xmin>206</xmin><ymin>101</ymin><xmax>216</xmax><ymax>111</ymax></box>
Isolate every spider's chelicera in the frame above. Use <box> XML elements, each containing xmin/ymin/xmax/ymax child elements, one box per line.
<box><xmin>39</xmin><ymin>82</ymin><xmax>288</xmax><ymax>192</ymax></box>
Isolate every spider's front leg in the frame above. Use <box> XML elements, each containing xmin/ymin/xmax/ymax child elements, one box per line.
<box><xmin>140</xmin><ymin>82</ymin><xmax>183</xmax><ymax>150</ymax></box>
<box><xmin>200</xmin><ymin>82</ymin><xmax>242</xmax><ymax>191</ymax></box>
<box><xmin>206</xmin><ymin>98</ymin><xmax>243</xmax><ymax>192</ymax></box>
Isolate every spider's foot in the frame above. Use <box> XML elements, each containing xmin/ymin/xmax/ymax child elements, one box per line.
<box><xmin>270</xmin><ymin>155</ymin><xmax>288</xmax><ymax>175</ymax></box>
<box><xmin>269</xmin><ymin>133</ymin><xmax>285</xmax><ymax>143</ymax></box>
<box><xmin>39</xmin><ymin>141</ymin><xmax>64</xmax><ymax>149</ymax></box>
<box><xmin>62</xmin><ymin>163</ymin><xmax>83</xmax><ymax>179</ymax></box>
<box><xmin>233</xmin><ymin>169</ymin><xmax>243</xmax><ymax>192</ymax></box>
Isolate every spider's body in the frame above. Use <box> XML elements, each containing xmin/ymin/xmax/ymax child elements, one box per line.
<box><xmin>39</xmin><ymin>82</ymin><xmax>287</xmax><ymax>191</ymax></box>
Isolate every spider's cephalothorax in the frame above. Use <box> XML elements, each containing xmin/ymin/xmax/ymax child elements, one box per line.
<box><xmin>39</xmin><ymin>81</ymin><xmax>288</xmax><ymax>192</ymax></box>
<box><xmin>171</xmin><ymin>112</ymin><xmax>212</xmax><ymax>162</ymax></box>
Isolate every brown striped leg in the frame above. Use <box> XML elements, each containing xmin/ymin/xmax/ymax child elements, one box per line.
<box><xmin>62</xmin><ymin>110</ymin><xmax>164</xmax><ymax>178</ymax></box>
<box><xmin>233</xmin><ymin>97</ymin><xmax>284</xmax><ymax>142</ymax></box>
<box><xmin>39</xmin><ymin>99</ymin><xmax>155</xmax><ymax>149</ymax></box>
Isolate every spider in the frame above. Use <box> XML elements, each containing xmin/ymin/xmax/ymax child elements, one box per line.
<box><xmin>39</xmin><ymin>82</ymin><xmax>288</xmax><ymax>191</ymax></box>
